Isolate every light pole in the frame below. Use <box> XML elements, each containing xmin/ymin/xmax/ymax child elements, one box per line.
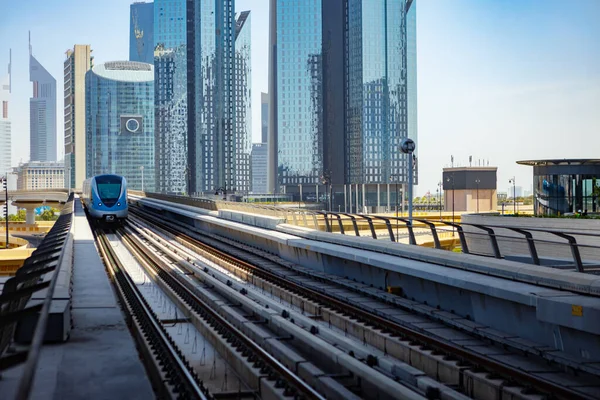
<box><xmin>400</xmin><ymin>138</ymin><xmax>416</xmax><ymax>226</ymax></box>
<box><xmin>320</xmin><ymin>171</ymin><xmax>332</xmax><ymax>232</ymax></box>
<box><xmin>140</xmin><ymin>166</ymin><xmax>144</xmax><ymax>192</ymax></box>
<box><xmin>437</xmin><ymin>181</ymin><xmax>442</xmax><ymax>219</ymax></box>
<box><xmin>446</xmin><ymin>174</ymin><xmax>455</xmax><ymax>236</ymax></box>
<box><xmin>509</xmin><ymin>177</ymin><xmax>516</xmax><ymax>214</ymax></box>
<box><xmin>475</xmin><ymin>178</ymin><xmax>480</xmax><ymax>213</ymax></box>
<box><xmin>3</xmin><ymin>176</ymin><xmax>8</xmax><ymax>249</ymax></box>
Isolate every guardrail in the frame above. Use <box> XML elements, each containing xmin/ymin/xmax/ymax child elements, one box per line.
<box><xmin>0</xmin><ymin>193</ymin><xmax>74</xmax><ymax>399</ymax></box>
<box><xmin>130</xmin><ymin>191</ymin><xmax>600</xmax><ymax>273</ymax></box>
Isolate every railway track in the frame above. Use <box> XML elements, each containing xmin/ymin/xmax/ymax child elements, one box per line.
<box><xmin>93</xmin><ymin>229</ymin><xmax>210</xmax><ymax>400</ymax></box>
<box><xmin>128</xmin><ymin>205</ymin><xmax>600</xmax><ymax>400</ymax></box>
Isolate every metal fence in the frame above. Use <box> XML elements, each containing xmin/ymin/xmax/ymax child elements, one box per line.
<box><xmin>0</xmin><ymin>193</ymin><xmax>74</xmax><ymax>399</ymax></box>
<box><xmin>131</xmin><ymin>191</ymin><xmax>600</xmax><ymax>274</ymax></box>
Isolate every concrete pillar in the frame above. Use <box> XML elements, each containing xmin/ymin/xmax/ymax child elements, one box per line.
<box><xmin>355</xmin><ymin>184</ymin><xmax>359</xmax><ymax>214</ymax></box>
<box><xmin>344</xmin><ymin>184</ymin><xmax>347</xmax><ymax>212</ymax></box>
<box><xmin>387</xmin><ymin>183</ymin><xmax>391</xmax><ymax>213</ymax></box>
<box><xmin>316</xmin><ymin>184</ymin><xmax>319</xmax><ymax>203</ymax></box>
<box><xmin>377</xmin><ymin>184</ymin><xmax>380</xmax><ymax>213</ymax></box>
<box><xmin>348</xmin><ymin>184</ymin><xmax>352</xmax><ymax>213</ymax></box>
<box><xmin>299</xmin><ymin>184</ymin><xmax>303</xmax><ymax>202</ymax></box>
<box><xmin>362</xmin><ymin>183</ymin><xmax>366</xmax><ymax>214</ymax></box>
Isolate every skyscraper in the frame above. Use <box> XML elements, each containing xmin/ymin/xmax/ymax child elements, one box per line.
<box><xmin>261</xmin><ymin>92</ymin><xmax>268</xmax><ymax>143</ymax></box>
<box><xmin>0</xmin><ymin>50</ymin><xmax>11</xmax><ymax>177</ymax></box>
<box><xmin>187</xmin><ymin>1</ymin><xmax>251</xmax><ymax>195</ymax></box>
<box><xmin>64</xmin><ymin>45</ymin><xmax>93</xmax><ymax>190</ymax></box>
<box><xmin>154</xmin><ymin>0</ymin><xmax>187</xmax><ymax>194</ymax></box>
<box><xmin>234</xmin><ymin>11</ymin><xmax>252</xmax><ymax>194</ymax></box>
<box><xmin>130</xmin><ymin>2</ymin><xmax>154</xmax><ymax>64</ymax></box>
<box><xmin>268</xmin><ymin>0</ymin><xmax>345</xmax><ymax>195</ymax></box>
<box><xmin>269</xmin><ymin>0</ymin><xmax>417</xmax><ymax>212</ymax></box>
<box><xmin>30</xmin><ymin>33</ymin><xmax>57</xmax><ymax>162</ymax></box>
<box><xmin>86</xmin><ymin>61</ymin><xmax>155</xmax><ymax>191</ymax></box>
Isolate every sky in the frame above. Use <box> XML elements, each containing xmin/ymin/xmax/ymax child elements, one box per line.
<box><xmin>0</xmin><ymin>0</ymin><xmax>599</xmax><ymax>196</ymax></box>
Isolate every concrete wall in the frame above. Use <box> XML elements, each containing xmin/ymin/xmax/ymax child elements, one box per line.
<box><xmin>444</xmin><ymin>189</ymin><xmax>497</xmax><ymax>212</ymax></box>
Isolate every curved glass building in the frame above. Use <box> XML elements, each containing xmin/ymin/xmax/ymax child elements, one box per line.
<box><xmin>518</xmin><ymin>159</ymin><xmax>600</xmax><ymax>215</ymax></box>
<box><xmin>85</xmin><ymin>61</ymin><xmax>155</xmax><ymax>191</ymax></box>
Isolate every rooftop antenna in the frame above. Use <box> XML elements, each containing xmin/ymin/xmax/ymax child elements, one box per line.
<box><xmin>469</xmin><ymin>155</ymin><xmax>472</xmax><ymax>167</ymax></box>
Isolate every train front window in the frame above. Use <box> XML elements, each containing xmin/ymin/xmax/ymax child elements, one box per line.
<box><xmin>95</xmin><ymin>176</ymin><xmax>122</xmax><ymax>206</ymax></box>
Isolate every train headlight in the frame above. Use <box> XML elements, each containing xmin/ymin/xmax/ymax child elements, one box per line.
<box><xmin>98</xmin><ymin>203</ymin><xmax>102</xmax><ymax>206</ymax></box>
<box><xmin>117</xmin><ymin>202</ymin><xmax>121</xmax><ymax>206</ymax></box>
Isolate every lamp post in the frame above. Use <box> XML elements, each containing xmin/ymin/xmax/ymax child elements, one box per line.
<box><xmin>140</xmin><ymin>166</ymin><xmax>144</xmax><ymax>192</ymax></box>
<box><xmin>509</xmin><ymin>177</ymin><xmax>516</xmax><ymax>214</ymax></box>
<box><xmin>3</xmin><ymin>176</ymin><xmax>8</xmax><ymax>249</ymax></box>
<box><xmin>475</xmin><ymin>178</ymin><xmax>480</xmax><ymax>213</ymax></box>
<box><xmin>400</xmin><ymin>138</ymin><xmax>416</xmax><ymax>226</ymax></box>
<box><xmin>446</xmin><ymin>174</ymin><xmax>455</xmax><ymax>236</ymax></box>
<box><xmin>320</xmin><ymin>171</ymin><xmax>332</xmax><ymax>232</ymax></box>
<box><xmin>437</xmin><ymin>181</ymin><xmax>442</xmax><ymax>219</ymax></box>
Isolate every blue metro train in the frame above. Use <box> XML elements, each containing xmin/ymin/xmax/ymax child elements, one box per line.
<box><xmin>82</xmin><ymin>174</ymin><xmax>128</xmax><ymax>224</ymax></box>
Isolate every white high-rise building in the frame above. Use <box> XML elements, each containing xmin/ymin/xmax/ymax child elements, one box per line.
<box><xmin>0</xmin><ymin>50</ymin><xmax>11</xmax><ymax>178</ymax></box>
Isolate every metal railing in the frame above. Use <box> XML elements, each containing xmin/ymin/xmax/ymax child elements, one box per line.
<box><xmin>0</xmin><ymin>193</ymin><xmax>74</xmax><ymax>399</ymax></box>
<box><xmin>130</xmin><ymin>191</ymin><xmax>600</xmax><ymax>273</ymax></box>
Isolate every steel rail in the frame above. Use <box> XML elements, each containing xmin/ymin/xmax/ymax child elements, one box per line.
<box><xmin>130</xmin><ymin>207</ymin><xmax>595</xmax><ymax>400</ymax></box>
<box><xmin>94</xmin><ymin>229</ymin><xmax>209</xmax><ymax>400</ymax></box>
<box><xmin>119</xmin><ymin>225</ymin><xmax>327</xmax><ymax>400</ymax></box>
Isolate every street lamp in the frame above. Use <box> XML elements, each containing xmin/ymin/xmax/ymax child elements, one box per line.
<box><xmin>400</xmin><ymin>138</ymin><xmax>416</xmax><ymax>226</ymax></box>
<box><xmin>509</xmin><ymin>177</ymin><xmax>516</xmax><ymax>214</ymax></box>
<box><xmin>320</xmin><ymin>171</ymin><xmax>332</xmax><ymax>232</ymax></box>
<box><xmin>437</xmin><ymin>181</ymin><xmax>442</xmax><ymax>219</ymax></box>
<box><xmin>475</xmin><ymin>178</ymin><xmax>481</xmax><ymax>213</ymax></box>
<box><xmin>140</xmin><ymin>166</ymin><xmax>144</xmax><ymax>192</ymax></box>
<box><xmin>446</xmin><ymin>174</ymin><xmax>455</xmax><ymax>236</ymax></box>
<box><xmin>2</xmin><ymin>176</ymin><xmax>8</xmax><ymax>249</ymax></box>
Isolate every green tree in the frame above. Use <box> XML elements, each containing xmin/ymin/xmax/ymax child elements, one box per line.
<box><xmin>37</xmin><ymin>208</ymin><xmax>59</xmax><ymax>221</ymax></box>
<box><xmin>8</xmin><ymin>210</ymin><xmax>26</xmax><ymax>222</ymax></box>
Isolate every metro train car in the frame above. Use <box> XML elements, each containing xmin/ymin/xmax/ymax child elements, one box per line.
<box><xmin>82</xmin><ymin>174</ymin><xmax>128</xmax><ymax>224</ymax></box>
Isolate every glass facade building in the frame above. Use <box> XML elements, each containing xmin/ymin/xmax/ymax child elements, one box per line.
<box><xmin>85</xmin><ymin>61</ymin><xmax>155</xmax><ymax>191</ymax></box>
<box><xmin>346</xmin><ymin>0</ymin><xmax>413</xmax><ymax>185</ymax></box>
<box><xmin>261</xmin><ymin>92</ymin><xmax>268</xmax><ymax>143</ymax></box>
<box><xmin>518</xmin><ymin>160</ymin><xmax>600</xmax><ymax>215</ymax></box>
<box><xmin>30</xmin><ymin>35</ymin><xmax>57</xmax><ymax>162</ymax></box>
<box><xmin>270</xmin><ymin>0</ymin><xmax>416</xmax><ymax>211</ymax></box>
<box><xmin>187</xmin><ymin>1</ymin><xmax>250</xmax><ymax>195</ymax></box>
<box><xmin>155</xmin><ymin>0</ymin><xmax>187</xmax><ymax>194</ymax></box>
<box><xmin>130</xmin><ymin>2</ymin><xmax>155</xmax><ymax>64</ymax></box>
<box><xmin>251</xmin><ymin>143</ymin><xmax>267</xmax><ymax>194</ymax></box>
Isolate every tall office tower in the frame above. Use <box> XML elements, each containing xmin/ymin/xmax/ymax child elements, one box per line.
<box><xmin>233</xmin><ymin>11</ymin><xmax>252</xmax><ymax>194</ymax></box>
<box><xmin>269</xmin><ymin>0</ymin><xmax>417</xmax><ymax>212</ymax></box>
<box><xmin>345</xmin><ymin>0</ymin><xmax>416</xmax><ymax>212</ymax></box>
<box><xmin>268</xmin><ymin>0</ymin><xmax>345</xmax><ymax>197</ymax></box>
<box><xmin>187</xmin><ymin>1</ymin><xmax>249</xmax><ymax>196</ymax></box>
<box><xmin>261</xmin><ymin>92</ymin><xmax>268</xmax><ymax>143</ymax></box>
<box><xmin>154</xmin><ymin>0</ymin><xmax>187</xmax><ymax>194</ymax></box>
<box><xmin>86</xmin><ymin>61</ymin><xmax>155</xmax><ymax>191</ymax></box>
<box><xmin>0</xmin><ymin>50</ymin><xmax>11</xmax><ymax>178</ymax></box>
<box><xmin>29</xmin><ymin>33</ymin><xmax>57</xmax><ymax>162</ymax></box>
<box><xmin>130</xmin><ymin>2</ymin><xmax>155</xmax><ymax>64</ymax></box>
<box><xmin>64</xmin><ymin>45</ymin><xmax>93</xmax><ymax>191</ymax></box>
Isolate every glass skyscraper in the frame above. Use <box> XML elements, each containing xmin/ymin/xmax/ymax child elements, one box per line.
<box><xmin>130</xmin><ymin>2</ymin><xmax>155</xmax><ymax>64</ymax></box>
<box><xmin>187</xmin><ymin>1</ymin><xmax>251</xmax><ymax>195</ymax></box>
<box><xmin>270</xmin><ymin>0</ymin><xmax>417</xmax><ymax>211</ymax></box>
<box><xmin>154</xmin><ymin>0</ymin><xmax>187</xmax><ymax>194</ymax></box>
<box><xmin>261</xmin><ymin>92</ymin><xmax>268</xmax><ymax>143</ymax></box>
<box><xmin>85</xmin><ymin>61</ymin><xmax>155</xmax><ymax>191</ymax></box>
<box><xmin>29</xmin><ymin>34</ymin><xmax>57</xmax><ymax>162</ymax></box>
